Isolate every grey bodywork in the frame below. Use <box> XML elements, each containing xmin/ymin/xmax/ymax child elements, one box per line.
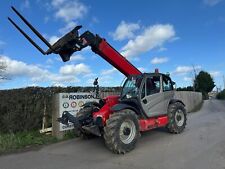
<box><xmin>140</xmin><ymin>74</ymin><xmax>176</xmax><ymax>117</ymax></box>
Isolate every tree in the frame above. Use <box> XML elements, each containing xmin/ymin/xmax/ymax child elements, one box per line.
<box><xmin>194</xmin><ymin>71</ymin><xmax>215</xmax><ymax>99</ymax></box>
<box><xmin>177</xmin><ymin>86</ymin><xmax>194</xmax><ymax>91</ymax></box>
<box><xmin>216</xmin><ymin>89</ymin><xmax>225</xmax><ymax>100</ymax></box>
<box><xmin>0</xmin><ymin>61</ymin><xmax>7</xmax><ymax>80</ymax></box>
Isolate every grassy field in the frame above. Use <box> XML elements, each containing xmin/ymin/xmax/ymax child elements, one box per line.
<box><xmin>0</xmin><ymin>131</ymin><xmax>58</xmax><ymax>155</ymax></box>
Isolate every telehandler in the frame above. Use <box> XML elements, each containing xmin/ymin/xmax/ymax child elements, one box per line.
<box><xmin>8</xmin><ymin>6</ymin><xmax>187</xmax><ymax>154</ymax></box>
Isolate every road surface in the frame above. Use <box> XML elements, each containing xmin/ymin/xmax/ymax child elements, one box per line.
<box><xmin>0</xmin><ymin>100</ymin><xmax>225</xmax><ymax>169</ymax></box>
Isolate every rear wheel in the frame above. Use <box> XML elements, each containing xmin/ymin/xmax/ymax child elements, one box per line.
<box><xmin>104</xmin><ymin>109</ymin><xmax>140</xmax><ymax>154</ymax></box>
<box><xmin>167</xmin><ymin>102</ymin><xmax>187</xmax><ymax>134</ymax></box>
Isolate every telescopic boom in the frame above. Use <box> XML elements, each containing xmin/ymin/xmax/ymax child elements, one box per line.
<box><xmin>8</xmin><ymin>6</ymin><xmax>141</xmax><ymax>77</ymax></box>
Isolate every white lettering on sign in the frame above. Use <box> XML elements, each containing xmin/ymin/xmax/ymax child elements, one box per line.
<box><xmin>59</xmin><ymin>93</ymin><xmax>98</xmax><ymax>131</ymax></box>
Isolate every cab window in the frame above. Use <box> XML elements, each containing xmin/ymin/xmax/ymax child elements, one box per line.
<box><xmin>163</xmin><ymin>76</ymin><xmax>173</xmax><ymax>91</ymax></box>
<box><xmin>146</xmin><ymin>76</ymin><xmax>160</xmax><ymax>96</ymax></box>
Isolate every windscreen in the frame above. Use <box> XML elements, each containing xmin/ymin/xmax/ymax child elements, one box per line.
<box><xmin>121</xmin><ymin>76</ymin><xmax>142</xmax><ymax>98</ymax></box>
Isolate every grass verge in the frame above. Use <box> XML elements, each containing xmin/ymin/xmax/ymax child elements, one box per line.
<box><xmin>0</xmin><ymin>131</ymin><xmax>58</xmax><ymax>155</ymax></box>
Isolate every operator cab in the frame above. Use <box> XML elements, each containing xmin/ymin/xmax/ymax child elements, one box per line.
<box><xmin>121</xmin><ymin>73</ymin><xmax>175</xmax><ymax>118</ymax></box>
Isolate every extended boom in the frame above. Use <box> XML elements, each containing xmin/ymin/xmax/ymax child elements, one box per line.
<box><xmin>8</xmin><ymin>6</ymin><xmax>141</xmax><ymax>77</ymax></box>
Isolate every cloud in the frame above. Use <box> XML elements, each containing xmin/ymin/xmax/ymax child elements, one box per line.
<box><xmin>158</xmin><ymin>47</ymin><xmax>167</xmax><ymax>52</ymax></box>
<box><xmin>0</xmin><ymin>55</ymin><xmax>92</xmax><ymax>84</ymax></box>
<box><xmin>59</xmin><ymin>63</ymin><xmax>91</xmax><ymax>75</ymax></box>
<box><xmin>51</xmin><ymin>0</ymin><xmax>66</xmax><ymax>7</ymax></box>
<box><xmin>59</xmin><ymin>21</ymin><xmax>77</xmax><ymax>34</ymax></box>
<box><xmin>45</xmin><ymin>0</ymin><xmax>87</xmax><ymax>48</ymax></box>
<box><xmin>184</xmin><ymin>77</ymin><xmax>193</xmax><ymax>82</ymax></box>
<box><xmin>121</xmin><ymin>24</ymin><xmax>176</xmax><ymax>59</ymax></box>
<box><xmin>209</xmin><ymin>71</ymin><xmax>221</xmax><ymax>77</ymax></box>
<box><xmin>46</xmin><ymin>58</ymin><xmax>54</xmax><ymax>64</ymax></box>
<box><xmin>173</xmin><ymin>65</ymin><xmax>201</xmax><ymax>75</ymax></box>
<box><xmin>31</xmin><ymin>73</ymin><xmax>78</xmax><ymax>83</ymax></box>
<box><xmin>87</xmin><ymin>75</ymin><xmax>121</xmax><ymax>86</ymax></box>
<box><xmin>0</xmin><ymin>61</ymin><xmax>7</xmax><ymax>79</ymax></box>
<box><xmin>54</xmin><ymin>54</ymin><xmax>85</xmax><ymax>62</ymax></box>
<box><xmin>1</xmin><ymin>56</ymin><xmax>48</xmax><ymax>78</ymax></box>
<box><xmin>101</xmin><ymin>68</ymin><xmax>117</xmax><ymax>75</ymax></box>
<box><xmin>51</xmin><ymin>82</ymin><xmax>66</xmax><ymax>87</ymax></box>
<box><xmin>20</xmin><ymin>0</ymin><xmax>30</xmax><ymax>10</ymax></box>
<box><xmin>110</xmin><ymin>21</ymin><xmax>140</xmax><ymax>41</ymax></box>
<box><xmin>138</xmin><ymin>67</ymin><xmax>147</xmax><ymax>73</ymax></box>
<box><xmin>151</xmin><ymin>57</ymin><xmax>169</xmax><ymax>64</ymax></box>
<box><xmin>91</xmin><ymin>17</ymin><xmax>99</xmax><ymax>24</ymax></box>
<box><xmin>52</xmin><ymin>0</ymin><xmax>88</xmax><ymax>22</ymax></box>
<box><xmin>70</xmin><ymin>54</ymin><xmax>85</xmax><ymax>62</ymax></box>
<box><xmin>203</xmin><ymin>0</ymin><xmax>223</xmax><ymax>6</ymax></box>
<box><xmin>49</xmin><ymin>35</ymin><xmax>60</xmax><ymax>45</ymax></box>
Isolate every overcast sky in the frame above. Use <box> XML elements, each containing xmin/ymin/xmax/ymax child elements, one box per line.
<box><xmin>0</xmin><ymin>0</ymin><xmax>225</xmax><ymax>89</ymax></box>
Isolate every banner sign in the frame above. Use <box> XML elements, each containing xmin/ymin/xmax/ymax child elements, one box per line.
<box><xmin>59</xmin><ymin>93</ymin><xmax>98</xmax><ymax>131</ymax></box>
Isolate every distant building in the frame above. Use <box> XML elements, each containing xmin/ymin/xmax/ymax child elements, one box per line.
<box><xmin>208</xmin><ymin>91</ymin><xmax>218</xmax><ymax>99</ymax></box>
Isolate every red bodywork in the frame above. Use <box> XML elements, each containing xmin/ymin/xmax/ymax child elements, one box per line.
<box><xmin>93</xmin><ymin>95</ymin><xmax>119</xmax><ymax>125</ymax></box>
<box><xmin>139</xmin><ymin>116</ymin><xmax>169</xmax><ymax>131</ymax></box>
<box><xmin>93</xmin><ymin>95</ymin><xmax>169</xmax><ymax>131</ymax></box>
<box><xmin>95</xmin><ymin>40</ymin><xmax>141</xmax><ymax>77</ymax></box>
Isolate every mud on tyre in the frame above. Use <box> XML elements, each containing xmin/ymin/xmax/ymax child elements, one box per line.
<box><xmin>104</xmin><ymin>109</ymin><xmax>140</xmax><ymax>154</ymax></box>
<box><xmin>167</xmin><ymin>102</ymin><xmax>187</xmax><ymax>134</ymax></box>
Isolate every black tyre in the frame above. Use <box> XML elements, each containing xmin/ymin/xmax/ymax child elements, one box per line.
<box><xmin>75</xmin><ymin>105</ymin><xmax>100</xmax><ymax>139</ymax></box>
<box><xmin>104</xmin><ymin>109</ymin><xmax>140</xmax><ymax>154</ymax></box>
<box><xmin>167</xmin><ymin>102</ymin><xmax>187</xmax><ymax>134</ymax></box>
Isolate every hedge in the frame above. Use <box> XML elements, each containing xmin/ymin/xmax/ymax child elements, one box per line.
<box><xmin>216</xmin><ymin>89</ymin><xmax>225</xmax><ymax>100</ymax></box>
<box><xmin>0</xmin><ymin>86</ymin><xmax>121</xmax><ymax>133</ymax></box>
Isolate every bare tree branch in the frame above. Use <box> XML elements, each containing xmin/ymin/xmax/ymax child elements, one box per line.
<box><xmin>190</xmin><ymin>64</ymin><xmax>201</xmax><ymax>91</ymax></box>
<box><xmin>0</xmin><ymin>61</ymin><xmax>7</xmax><ymax>80</ymax></box>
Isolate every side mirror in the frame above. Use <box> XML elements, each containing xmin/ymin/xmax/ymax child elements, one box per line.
<box><xmin>172</xmin><ymin>81</ymin><xmax>176</xmax><ymax>90</ymax></box>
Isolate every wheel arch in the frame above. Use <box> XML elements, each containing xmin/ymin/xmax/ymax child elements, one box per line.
<box><xmin>82</xmin><ymin>101</ymin><xmax>103</xmax><ymax>108</ymax></box>
<box><xmin>168</xmin><ymin>99</ymin><xmax>185</xmax><ymax>107</ymax></box>
<box><xmin>110</xmin><ymin>103</ymin><xmax>139</xmax><ymax>115</ymax></box>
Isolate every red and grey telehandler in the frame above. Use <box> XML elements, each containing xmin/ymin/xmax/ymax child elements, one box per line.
<box><xmin>8</xmin><ymin>6</ymin><xmax>187</xmax><ymax>154</ymax></box>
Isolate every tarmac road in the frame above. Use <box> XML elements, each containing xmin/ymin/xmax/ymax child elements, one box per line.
<box><xmin>0</xmin><ymin>100</ymin><xmax>225</xmax><ymax>169</ymax></box>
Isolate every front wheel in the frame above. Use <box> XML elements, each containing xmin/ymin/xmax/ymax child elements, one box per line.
<box><xmin>74</xmin><ymin>105</ymin><xmax>99</xmax><ymax>139</ymax></box>
<box><xmin>103</xmin><ymin>109</ymin><xmax>140</xmax><ymax>154</ymax></box>
<box><xmin>167</xmin><ymin>102</ymin><xmax>187</xmax><ymax>134</ymax></box>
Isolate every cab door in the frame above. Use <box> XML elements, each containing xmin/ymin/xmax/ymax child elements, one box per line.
<box><xmin>162</xmin><ymin>75</ymin><xmax>175</xmax><ymax>110</ymax></box>
<box><xmin>140</xmin><ymin>75</ymin><xmax>167</xmax><ymax>117</ymax></box>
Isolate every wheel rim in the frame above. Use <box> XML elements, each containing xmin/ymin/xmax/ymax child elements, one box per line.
<box><xmin>119</xmin><ymin>119</ymin><xmax>136</xmax><ymax>144</ymax></box>
<box><xmin>175</xmin><ymin>109</ymin><xmax>185</xmax><ymax>127</ymax></box>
